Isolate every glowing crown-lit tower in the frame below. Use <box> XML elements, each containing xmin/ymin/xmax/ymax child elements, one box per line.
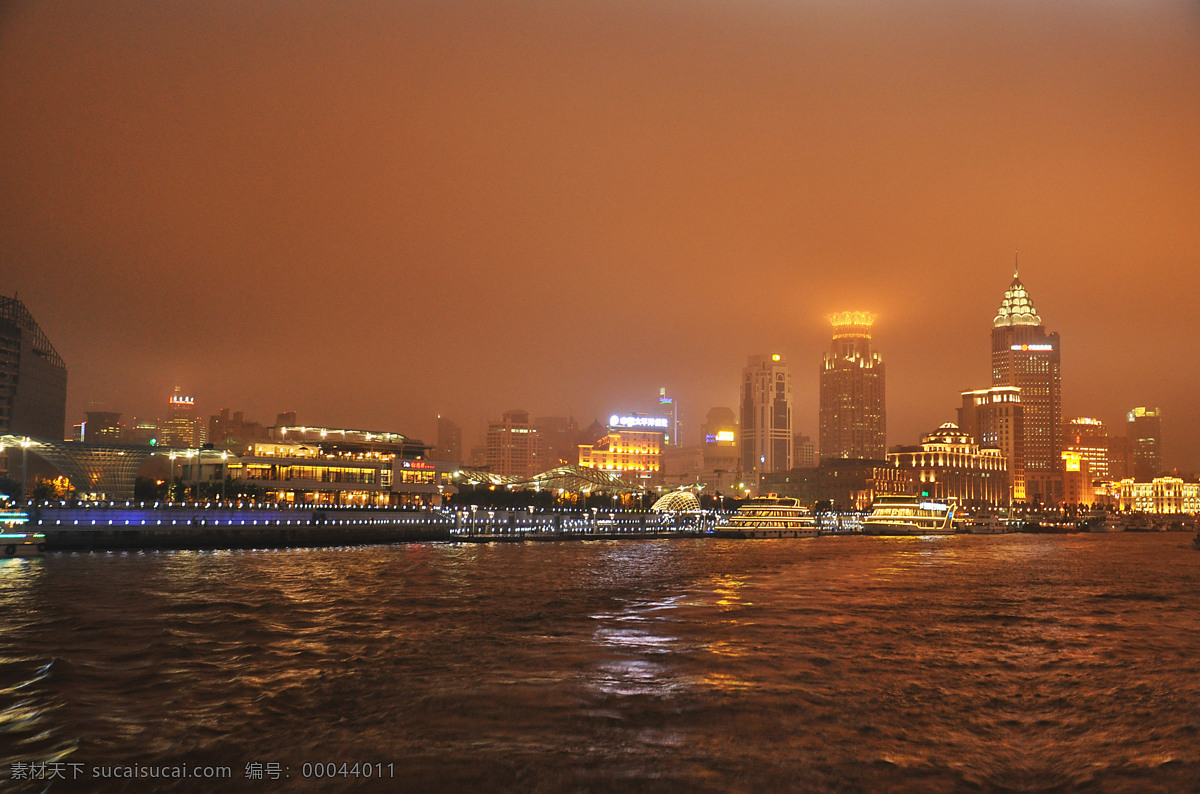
<box><xmin>991</xmin><ymin>266</ymin><xmax>1061</xmax><ymax>500</ymax></box>
<box><xmin>820</xmin><ymin>311</ymin><xmax>886</xmax><ymax>460</ymax></box>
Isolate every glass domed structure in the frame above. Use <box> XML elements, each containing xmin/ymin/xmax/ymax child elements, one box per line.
<box><xmin>650</xmin><ymin>490</ymin><xmax>701</xmax><ymax>513</ymax></box>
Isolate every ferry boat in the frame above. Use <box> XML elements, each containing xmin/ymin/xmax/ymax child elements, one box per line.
<box><xmin>0</xmin><ymin>504</ymin><xmax>45</xmax><ymax>558</ymax></box>
<box><xmin>717</xmin><ymin>496</ymin><xmax>819</xmax><ymax>539</ymax></box>
<box><xmin>959</xmin><ymin>514</ymin><xmax>1012</xmax><ymax>534</ymax></box>
<box><xmin>861</xmin><ymin>496</ymin><xmax>956</xmax><ymax>536</ymax></box>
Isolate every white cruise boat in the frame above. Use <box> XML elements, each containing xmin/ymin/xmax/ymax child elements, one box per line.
<box><xmin>1</xmin><ymin>504</ymin><xmax>45</xmax><ymax>558</ymax></box>
<box><xmin>718</xmin><ymin>496</ymin><xmax>819</xmax><ymax>538</ymax></box>
<box><xmin>862</xmin><ymin>495</ymin><xmax>956</xmax><ymax>536</ymax></box>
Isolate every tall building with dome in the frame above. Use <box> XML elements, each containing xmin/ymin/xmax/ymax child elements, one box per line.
<box><xmin>820</xmin><ymin>311</ymin><xmax>886</xmax><ymax>461</ymax></box>
<box><xmin>991</xmin><ymin>269</ymin><xmax>1061</xmax><ymax>502</ymax></box>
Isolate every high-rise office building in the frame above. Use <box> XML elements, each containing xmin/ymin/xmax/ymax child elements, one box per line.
<box><xmin>486</xmin><ymin>409</ymin><xmax>538</xmax><ymax>477</ymax></box>
<box><xmin>793</xmin><ymin>433</ymin><xmax>818</xmax><ymax>468</ymax></box>
<box><xmin>0</xmin><ymin>295</ymin><xmax>67</xmax><ymax>439</ymax></box>
<box><xmin>1127</xmin><ymin>406</ymin><xmax>1162</xmax><ymax>481</ymax></box>
<box><xmin>533</xmin><ymin>415</ymin><xmax>577</xmax><ymax>468</ymax></box>
<box><xmin>658</xmin><ymin>388</ymin><xmax>679</xmax><ymax>446</ymax></box>
<box><xmin>432</xmin><ymin>415</ymin><xmax>463</xmax><ymax>464</ymax></box>
<box><xmin>209</xmin><ymin>408</ymin><xmax>269</xmax><ymax>447</ymax></box>
<box><xmin>959</xmin><ymin>387</ymin><xmax>1025</xmax><ymax>503</ymax></box>
<box><xmin>1064</xmin><ymin>417</ymin><xmax>1109</xmax><ymax>481</ymax></box>
<box><xmin>700</xmin><ymin>407</ymin><xmax>739</xmax><ymax>493</ymax></box>
<box><xmin>819</xmin><ymin>312</ymin><xmax>885</xmax><ymax>460</ymax></box>
<box><xmin>991</xmin><ymin>270</ymin><xmax>1061</xmax><ymax>500</ymax></box>
<box><xmin>160</xmin><ymin>387</ymin><xmax>202</xmax><ymax>447</ymax></box>
<box><xmin>1107</xmin><ymin>434</ymin><xmax>1133</xmax><ymax>481</ymax></box>
<box><xmin>740</xmin><ymin>354</ymin><xmax>793</xmax><ymax>476</ymax></box>
<box><xmin>83</xmin><ymin>411</ymin><xmax>123</xmax><ymax>443</ymax></box>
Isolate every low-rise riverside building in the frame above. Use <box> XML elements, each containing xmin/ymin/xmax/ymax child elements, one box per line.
<box><xmin>887</xmin><ymin>423</ymin><xmax>1008</xmax><ymax>508</ymax></box>
<box><xmin>578</xmin><ymin>424</ymin><xmax>663</xmax><ymax>486</ymax></box>
<box><xmin>216</xmin><ymin>426</ymin><xmax>455</xmax><ymax>506</ymax></box>
<box><xmin>1116</xmin><ymin>476</ymin><xmax>1199</xmax><ymax>514</ymax></box>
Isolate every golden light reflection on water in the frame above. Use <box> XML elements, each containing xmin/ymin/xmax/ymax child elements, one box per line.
<box><xmin>697</xmin><ymin>671</ymin><xmax>756</xmax><ymax>691</ymax></box>
<box><xmin>867</xmin><ymin>536</ymin><xmax>963</xmax><ymax>582</ymax></box>
<box><xmin>711</xmin><ymin>573</ymin><xmax>749</xmax><ymax>610</ymax></box>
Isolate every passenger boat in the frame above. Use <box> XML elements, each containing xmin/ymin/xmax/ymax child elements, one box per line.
<box><xmin>0</xmin><ymin>505</ymin><xmax>45</xmax><ymax>558</ymax></box>
<box><xmin>959</xmin><ymin>515</ymin><xmax>1012</xmax><ymax>534</ymax></box>
<box><xmin>1086</xmin><ymin>513</ymin><xmax>1123</xmax><ymax>533</ymax></box>
<box><xmin>861</xmin><ymin>496</ymin><xmax>956</xmax><ymax>536</ymax></box>
<box><xmin>717</xmin><ymin>496</ymin><xmax>819</xmax><ymax>538</ymax></box>
<box><xmin>1022</xmin><ymin>515</ymin><xmax>1087</xmax><ymax>533</ymax></box>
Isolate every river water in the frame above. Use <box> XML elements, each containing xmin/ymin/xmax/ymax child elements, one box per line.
<box><xmin>2</xmin><ymin>533</ymin><xmax>1200</xmax><ymax>792</ymax></box>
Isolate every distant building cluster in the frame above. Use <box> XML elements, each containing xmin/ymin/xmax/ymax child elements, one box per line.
<box><xmin>0</xmin><ymin>280</ymin><xmax>1187</xmax><ymax>512</ymax></box>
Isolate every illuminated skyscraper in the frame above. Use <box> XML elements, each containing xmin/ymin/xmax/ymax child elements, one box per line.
<box><xmin>1127</xmin><ymin>406</ymin><xmax>1162</xmax><ymax>481</ymax></box>
<box><xmin>658</xmin><ymin>387</ymin><xmax>678</xmax><ymax>446</ymax></box>
<box><xmin>1064</xmin><ymin>417</ymin><xmax>1108</xmax><ymax>480</ymax></box>
<box><xmin>958</xmin><ymin>386</ymin><xmax>1025</xmax><ymax>502</ymax></box>
<box><xmin>991</xmin><ymin>270</ymin><xmax>1061</xmax><ymax>500</ymax></box>
<box><xmin>819</xmin><ymin>312</ymin><xmax>885</xmax><ymax>461</ymax></box>
<box><xmin>740</xmin><ymin>354</ymin><xmax>793</xmax><ymax>476</ymax></box>
<box><xmin>486</xmin><ymin>409</ymin><xmax>538</xmax><ymax>477</ymax></box>
<box><xmin>160</xmin><ymin>387</ymin><xmax>201</xmax><ymax>447</ymax></box>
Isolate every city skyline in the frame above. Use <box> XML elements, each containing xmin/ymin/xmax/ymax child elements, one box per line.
<box><xmin>3</xmin><ymin>2</ymin><xmax>1199</xmax><ymax>468</ymax></box>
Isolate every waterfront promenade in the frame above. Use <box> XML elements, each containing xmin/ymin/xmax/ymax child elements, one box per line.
<box><xmin>13</xmin><ymin>502</ymin><xmax>1194</xmax><ymax>552</ymax></box>
<box><xmin>20</xmin><ymin>502</ymin><xmax>711</xmax><ymax>550</ymax></box>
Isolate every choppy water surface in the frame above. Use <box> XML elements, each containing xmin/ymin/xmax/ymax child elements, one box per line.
<box><xmin>3</xmin><ymin>534</ymin><xmax>1200</xmax><ymax>791</ymax></box>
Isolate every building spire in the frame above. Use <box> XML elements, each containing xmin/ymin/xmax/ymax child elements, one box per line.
<box><xmin>1014</xmin><ymin>250</ymin><xmax>1019</xmax><ymax>279</ymax></box>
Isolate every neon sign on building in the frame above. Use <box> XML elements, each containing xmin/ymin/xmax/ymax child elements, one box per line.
<box><xmin>609</xmin><ymin>415</ymin><xmax>669</xmax><ymax>430</ymax></box>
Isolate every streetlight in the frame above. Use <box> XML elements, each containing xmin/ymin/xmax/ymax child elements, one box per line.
<box><xmin>21</xmin><ymin>437</ymin><xmax>32</xmax><ymax>501</ymax></box>
<box><xmin>186</xmin><ymin>450</ymin><xmax>197</xmax><ymax>502</ymax></box>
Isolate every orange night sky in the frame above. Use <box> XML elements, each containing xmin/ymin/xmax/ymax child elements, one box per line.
<box><xmin>2</xmin><ymin>1</ymin><xmax>1199</xmax><ymax>466</ymax></box>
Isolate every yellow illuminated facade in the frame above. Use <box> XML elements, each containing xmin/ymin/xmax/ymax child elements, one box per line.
<box><xmin>1064</xmin><ymin>417</ymin><xmax>1108</xmax><ymax>480</ymax></box>
<box><xmin>578</xmin><ymin>429</ymin><xmax>661</xmax><ymax>483</ymax></box>
<box><xmin>887</xmin><ymin>423</ymin><xmax>1007</xmax><ymax>507</ymax></box>
<box><xmin>1117</xmin><ymin>477</ymin><xmax>1199</xmax><ymax>514</ymax></box>
<box><xmin>219</xmin><ymin>431</ymin><xmax>455</xmax><ymax>506</ymax></box>
<box><xmin>959</xmin><ymin>387</ymin><xmax>1025</xmax><ymax>502</ymax></box>
<box><xmin>1061</xmin><ymin>451</ymin><xmax>1095</xmax><ymax>507</ymax></box>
